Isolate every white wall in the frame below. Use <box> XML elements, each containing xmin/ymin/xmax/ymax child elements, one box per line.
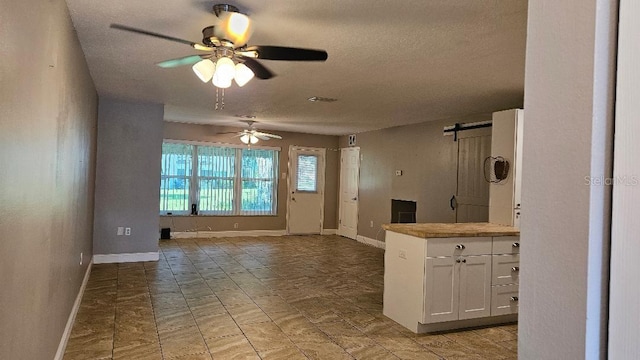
<box><xmin>93</xmin><ymin>98</ymin><xmax>164</xmax><ymax>256</ymax></box>
<box><xmin>608</xmin><ymin>0</ymin><xmax>640</xmax><ymax>358</ymax></box>
<box><xmin>519</xmin><ymin>0</ymin><xmax>616</xmax><ymax>359</ymax></box>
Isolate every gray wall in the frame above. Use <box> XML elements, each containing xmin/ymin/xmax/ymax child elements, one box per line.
<box><xmin>339</xmin><ymin>115</ymin><xmax>491</xmax><ymax>240</ymax></box>
<box><xmin>519</xmin><ymin>0</ymin><xmax>616</xmax><ymax>358</ymax></box>
<box><xmin>160</xmin><ymin>121</ymin><xmax>340</xmax><ymax>232</ymax></box>
<box><xmin>0</xmin><ymin>1</ymin><xmax>98</xmax><ymax>359</ymax></box>
<box><xmin>93</xmin><ymin>98</ymin><xmax>164</xmax><ymax>255</ymax></box>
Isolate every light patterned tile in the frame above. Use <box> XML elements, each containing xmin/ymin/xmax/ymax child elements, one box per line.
<box><xmin>65</xmin><ymin>236</ymin><xmax>515</xmax><ymax>360</ymax></box>
<box><xmin>258</xmin><ymin>346</ymin><xmax>308</xmax><ymax>360</ymax></box>
<box><xmin>158</xmin><ymin>325</ymin><xmax>207</xmax><ymax>358</ymax></box>
<box><xmin>205</xmin><ymin>335</ymin><xmax>260</xmax><ymax>360</ymax></box>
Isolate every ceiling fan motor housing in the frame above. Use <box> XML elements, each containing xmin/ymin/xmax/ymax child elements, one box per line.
<box><xmin>212</xmin><ymin>4</ymin><xmax>239</xmax><ymax>17</ymax></box>
<box><xmin>202</xmin><ymin>26</ymin><xmax>219</xmax><ymax>46</ymax></box>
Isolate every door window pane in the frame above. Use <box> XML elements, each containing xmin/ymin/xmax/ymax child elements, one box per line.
<box><xmin>296</xmin><ymin>155</ymin><xmax>318</xmax><ymax>192</ymax></box>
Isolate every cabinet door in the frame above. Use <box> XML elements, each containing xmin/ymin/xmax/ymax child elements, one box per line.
<box><xmin>424</xmin><ymin>257</ymin><xmax>459</xmax><ymax>323</ymax></box>
<box><xmin>458</xmin><ymin>255</ymin><xmax>492</xmax><ymax>320</ymax></box>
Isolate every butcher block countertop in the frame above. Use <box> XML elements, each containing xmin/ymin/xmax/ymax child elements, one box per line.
<box><xmin>382</xmin><ymin>222</ymin><xmax>520</xmax><ymax>238</ymax></box>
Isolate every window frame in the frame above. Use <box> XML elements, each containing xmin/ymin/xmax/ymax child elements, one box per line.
<box><xmin>160</xmin><ymin>140</ymin><xmax>280</xmax><ymax>216</ymax></box>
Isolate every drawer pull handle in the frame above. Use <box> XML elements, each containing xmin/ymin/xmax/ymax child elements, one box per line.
<box><xmin>455</xmin><ymin>244</ymin><xmax>465</xmax><ymax>250</ymax></box>
<box><xmin>512</xmin><ymin>242</ymin><xmax>520</xmax><ymax>248</ymax></box>
<box><xmin>510</xmin><ymin>296</ymin><xmax>519</xmax><ymax>302</ymax></box>
<box><xmin>511</xmin><ymin>267</ymin><xmax>520</xmax><ymax>272</ymax></box>
<box><xmin>456</xmin><ymin>259</ymin><xmax>461</xmax><ymax>263</ymax></box>
<box><xmin>462</xmin><ymin>259</ymin><xmax>467</xmax><ymax>263</ymax></box>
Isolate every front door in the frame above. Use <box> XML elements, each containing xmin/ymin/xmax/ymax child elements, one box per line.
<box><xmin>339</xmin><ymin>147</ymin><xmax>360</xmax><ymax>239</ymax></box>
<box><xmin>287</xmin><ymin>146</ymin><xmax>326</xmax><ymax>234</ymax></box>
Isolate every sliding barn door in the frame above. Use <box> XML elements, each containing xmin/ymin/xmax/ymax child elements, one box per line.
<box><xmin>455</xmin><ymin>128</ymin><xmax>492</xmax><ymax>223</ymax></box>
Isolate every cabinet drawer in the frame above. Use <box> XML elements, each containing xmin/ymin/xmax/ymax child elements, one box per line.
<box><xmin>426</xmin><ymin>237</ymin><xmax>492</xmax><ymax>258</ymax></box>
<box><xmin>492</xmin><ymin>236</ymin><xmax>521</xmax><ymax>255</ymax></box>
<box><xmin>492</xmin><ymin>254</ymin><xmax>520</xmax><ymax>285</ymax></box>
<box><xmin>491</xmin><ymin>284</ymin><xmax>519</xmax><ymax>316</ymax></box>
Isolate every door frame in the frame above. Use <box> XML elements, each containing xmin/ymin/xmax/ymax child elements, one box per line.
<box><xmin>338</xmin><ymin>147</ymin><xmax>360</xmax><ymax>239</ymax></box>
<box><xmin>286</xmin><ymin>145</ymin><xmax>326</xmax><ymax>234</ymax></box>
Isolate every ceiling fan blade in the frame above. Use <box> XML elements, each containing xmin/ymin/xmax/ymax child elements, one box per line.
<box><xmin>240</xmin><ymin>58</ymin><xmax>275</xmax><ymax>79</ymax></box>
<box><xmin>253</xmin><ymin>131</ymin><xmax>282</xmax><ymax>140</ymax></box>
<box><xmin>214</xmin><ymin>132</ymin><xmax>241</xmax><ymax>136</ymax></box>
<box><xmin>110</xmin><ymin>24</ymin><xmax>214</xmax><ymax>51</ymax></box>
<box><xmin>245</xmin><ymin>46</ymin><xmax>328</xmax><ymax>61</ymax></box>
<box><xmin>156</xmin><ymin>54</ymin><xmax>210</xmax><ymax>68</ymax></box>
<box><xmin>254</xmin><ymin>134</ymin><xmax>272</xmax><ymax>141</ymax></box>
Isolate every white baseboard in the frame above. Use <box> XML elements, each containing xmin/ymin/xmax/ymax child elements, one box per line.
<box><xmin>93</xmin><ymin>251</ymin><xmax>159</xmax><ymax>264</ymax></box>
<box><xmin>321</xmin><ymin>229</ymin><xmax>338</xmax><ymax>235</ymax></box>
<box><xmin>356</xmin><ymin>235</ymin><xmax>386</xmax><ymax>249</ymax></box>
<box><xmin>54</xmin><ymin>258</ymin><xmax>93</xmax><ymax>360</ymax></box>
<box><xmin>172</xmin><ymin>230</ymin><xmax>287</xmax><ymax>238</ymax></box>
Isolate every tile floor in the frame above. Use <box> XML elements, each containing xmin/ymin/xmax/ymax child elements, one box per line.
<box><xmin>64</xmin><ymin>235</ymin><xmax>517</xmax><ymax>359</ymax></box>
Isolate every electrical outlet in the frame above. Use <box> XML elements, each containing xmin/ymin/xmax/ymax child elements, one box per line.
<box><xmin>399</xmin><ymin>249</ymin><xmax>407</xmax><ymax>259</ymax></box>
<box><xmin>80</xmin><ymin>252</ymin><xmax>83</xmax><ymax>266</ymax></box>
<box><xmin>125</xmin><ymin>227</ymin><xmax>131</xmax><ymax>236</ymax></box>
<box><xmin>395</xmin><ymin>170</ymin><xmax>403</xmax><ymax>176</ymax></box>
<box><xmin>370</xmin><ymin>220</ymin><xmax>374</xmax><ymax>228</ymax></box>
<box><xmin>233</xmin><ymin>223</ymin><xmax>239</xmax><ymax>229</ymax></box>
<box><xmin>117</xmin><ymin>227</ymin><xmax>124</xmax><ymax>236</ymax></box>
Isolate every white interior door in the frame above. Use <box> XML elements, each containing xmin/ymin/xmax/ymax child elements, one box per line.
<box><xmin>339</xmin><ymin>147</ymin><xmax>360</xmax><ymax>239</ymax></box>
<box><xmin>287</xmin><ymin>146</ymin><xmax>326</xmax><ymax>234</ymax></box>
<box><xmin>455</xmin><ymin>128</ymin><xmax>492</xmax><ymax>223</ymax></box>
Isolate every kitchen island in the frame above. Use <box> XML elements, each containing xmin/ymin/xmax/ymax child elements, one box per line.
<box><xmin>382</xmin><ymin>222</ymin><xmax>520</xmax><ymax>333</ymax></box>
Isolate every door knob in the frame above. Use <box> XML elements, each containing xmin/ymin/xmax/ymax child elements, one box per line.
<box><xmin>456</xmin><ymin>259</ymin><xmax>461</xmax><ymax>263</ymax></box>
<box><xmin>462</xmin><ymin>259</ymin><xmax>467</xmax><ymax>263</ymax></box>
<box><xmin>351</xmin><ymin>197</ymin><xmax>357</xmax><ymax>201</ymax></box>
<box><xmin>455</xmin><ymin>244</ymin><xmax>465</xmax><ymax>250</ymax></box>
<box><xmin>510</xmin><ymin>296</ymin><xmax>519</xmax><ymax>302</ymax></box>
<box><xmin>512</xmin><ymin>242</ymin><xmax>520</xmax><ymax>248</ymax></box>
<box><xmin>511</xmin><ymin>266</ymin><xmax>519</xmax><ymax>272</ymax></box>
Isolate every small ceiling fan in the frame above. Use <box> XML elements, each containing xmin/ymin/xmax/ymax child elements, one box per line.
<box><xmin>219</xmin><ymin>120</ymin><xmax>282</xmax><ymax>144</ymax></box>
<box><xmin>110</xmin><ymin>3</ymin><xmax>328</xmax><ymax>90</ymax></box>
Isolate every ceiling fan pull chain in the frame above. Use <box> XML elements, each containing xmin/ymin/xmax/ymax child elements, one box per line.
<box><xmin>215</xmin><ymin>87</ymin><xmax>219</xmax><ymax>110</ymax></box>
<box><xmin>221</xmin><ymin>88</ymin><xmax>225</xmax><ymax>109</ymax></box>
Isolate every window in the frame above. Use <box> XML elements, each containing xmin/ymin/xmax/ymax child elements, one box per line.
<box><xmin>296</xmin><ymin>154</ymin><xmax>318</xmax><ymax>192</ymax></box>
<box><xmin>160</xmin><ymin>141</ymin><xmax>279</xmax><ymax>215</ymax></box>
<box><xmin>160</xmin><ymin>143</ymin><xmax>193</xmax><ymax>213</ymax></box>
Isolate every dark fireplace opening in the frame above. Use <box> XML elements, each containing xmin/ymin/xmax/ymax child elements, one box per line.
<box><xmin>391</xmin><ymin>199</ymin><xmax>417</xmax><ymax>223</ymax></box>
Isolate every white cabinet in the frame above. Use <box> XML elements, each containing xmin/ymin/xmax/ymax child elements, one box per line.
<box><xmin>424</xmin><ymin>257</ymin><xmax>458</xmax><ymax>323</ymax></box>
<box><xmin>383</xmin><ymin>231</ymin><xmax>520</xmax><ymax>333</ymax></box>
<box><xmin>423</xmin><ymin>238</ymin><xmax>492</xmax><ymax>324</ymax></box>
<box><xmin>459</xmin><ymin>255</ymin><xmax>492</xmax><ymax>320</ymax></box>
<box><xmin>491</xmin><ymin>236</ymin><xmax>520</xmax><ymax>316</ymax></box>
<box><xmin>489</xmin><ymin>109</ymin><xmax>524</xmax><ymax>227</ymax></box>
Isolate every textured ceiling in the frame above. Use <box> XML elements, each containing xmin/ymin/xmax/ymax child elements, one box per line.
<box><xmin>65</xmin><ymin>0</ymin><xmax>528</xmax><ymax>135</ymax></box>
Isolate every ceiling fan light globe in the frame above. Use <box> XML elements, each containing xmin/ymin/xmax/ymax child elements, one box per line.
<box><xmin>250</xmin><ymin>135</ymin><xmax>259</xmax><ymax>144</ymax></box>
<box><xmin>192</xmin><ymin>59</ymin><xmax>215</xmax><ymax>83</ymax></box>
<box><xmin>214</xmin><ymin>57</ymin><xmax>236</xmax><ymax>82</ymax></box>
<box><xmin>234</xmin><ymin>63</ymin><xmax>255</xmax><ymax>87</ymax></box>
<box><xmin>212</xmin><ymin>73</ymin><xmax>232</xmax><ymax>88</ymax></box>
<box><xmin>240</xmin><ymin>134</ymin><xmax>251</xmax><ymax>144</ymax></box>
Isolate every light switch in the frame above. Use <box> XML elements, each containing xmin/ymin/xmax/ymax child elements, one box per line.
<box><xmin>117</xmin><ymin>227</ymin><xmax>124</xmax><ymax>236</ymax></box>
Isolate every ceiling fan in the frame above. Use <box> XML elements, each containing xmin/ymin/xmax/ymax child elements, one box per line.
<box><xmin>219</xmin><ymin>120</ymin><xmax>282</xmax><ymax>144</ymax></box>
<box><xmin>110</xmin><ymin>3</ymin><xmax>328</xmax><ymax>90</ymax></box>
